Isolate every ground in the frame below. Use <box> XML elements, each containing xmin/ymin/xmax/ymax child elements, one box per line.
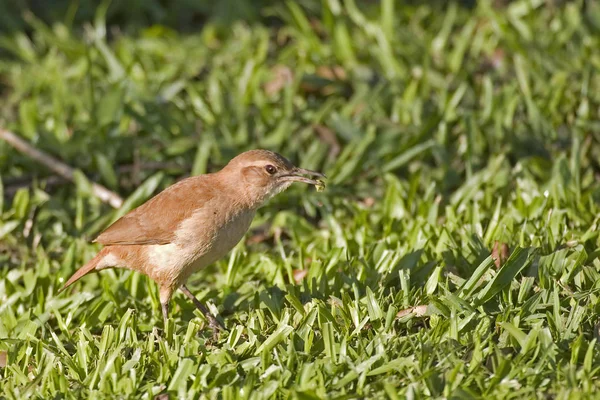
<box><xmin>1</xmin><ymin>0</ymin><xmax>600</xmax><ymax>398</ymax></box>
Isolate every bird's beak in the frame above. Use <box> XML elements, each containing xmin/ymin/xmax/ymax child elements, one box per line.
<box><xmin>279</xmin><ymin>168</ymin><xmax>327</xmax><ymax>185</ymax></box>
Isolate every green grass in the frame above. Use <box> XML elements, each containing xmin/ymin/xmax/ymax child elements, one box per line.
<box><xmin>2</xmin><ymin>0</ymin><xmax>600</xmax><ymax>398</ymax></box>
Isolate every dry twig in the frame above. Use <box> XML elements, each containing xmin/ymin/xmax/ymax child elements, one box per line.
<box><xmin>0</xmin><ymin>128</ymin><xmax>123</xmax><ymax>208</ymax></box>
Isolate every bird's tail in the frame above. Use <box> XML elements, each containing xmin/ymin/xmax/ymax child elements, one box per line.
<box><xmin>58</xmin><ymin>248</ymin><xmax>109</xmax><ymax>294</ymax></box>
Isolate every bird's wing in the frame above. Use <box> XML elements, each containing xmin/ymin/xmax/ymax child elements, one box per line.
<box><xmin>94</xmin><ymin>176</ymin><xmax>212</xmax><ymax>246</ymax></box>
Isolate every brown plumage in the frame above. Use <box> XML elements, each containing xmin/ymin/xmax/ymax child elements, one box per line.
<box><xmin>60</xmin><ymin>150</ymin><xmax>325</xmax><ymax>330</ymax></box>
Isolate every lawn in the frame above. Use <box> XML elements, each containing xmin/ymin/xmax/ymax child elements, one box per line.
<box><xmin>1</xmin><ymin>0</ymin><xmax>600</xmax><ymax>398</ymax></box>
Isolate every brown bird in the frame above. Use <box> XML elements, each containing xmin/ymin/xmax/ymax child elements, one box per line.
<box><xmin>60</xmin><ymin>150</ymin><xmax>325</xmax><ymax>329</ymax></box>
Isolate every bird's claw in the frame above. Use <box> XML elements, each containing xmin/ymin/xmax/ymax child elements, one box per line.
<box><xmin>208</xmin><ymin>316</ymin><xmax>224</xmax><ymax>331</ymax></box>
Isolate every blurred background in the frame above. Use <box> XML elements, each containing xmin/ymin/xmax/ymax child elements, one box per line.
<box><xmin>1</xmin><ymin>0</ymin><xmax>476</xmax><ymax>34</ymax></box>
<box><xmin>2</xmin><ymin>0</ymin><xmax>598</xmax><ymax>221</ymax></box>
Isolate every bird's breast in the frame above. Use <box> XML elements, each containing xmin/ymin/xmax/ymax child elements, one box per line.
<box><xmin>205</xmin><ymin>209</ymin><xmax>255</xmax><ymax>260</ymax></box>
<box><xmin>172</xmin><ymin>207</ymin><xmax>256</xmax><ymax>279</ymax></box>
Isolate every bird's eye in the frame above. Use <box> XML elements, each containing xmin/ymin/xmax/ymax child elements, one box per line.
<box><xmin>265</xmin><ymin>164</ymin><xmax>277</xmax><ymax>175</ymax></box>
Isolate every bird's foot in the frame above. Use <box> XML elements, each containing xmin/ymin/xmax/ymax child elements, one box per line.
<box><xmin>180</xmin><ymin>285</ymin><xmax>225</xmax><ymax>336</ymax></box>
<box><xmin>207</xmin><ymin>314</ymin><xmax>225</xmax><ymax>331</ymax></box>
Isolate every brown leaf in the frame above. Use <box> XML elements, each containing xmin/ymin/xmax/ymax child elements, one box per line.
<box><xmin>492</xmin><ymin>241</ymin><xmax>510</xmax><ymax>269</ymax></box>
<box><xmin>293</xmin><ymin>269</ymin><xmax>308</xmax><ymax>284</ymax></box>
<box><xmin>0</xmin><ymin>351</ymin><xmax>6</xmax><ymax>368</ymax></box>
<box><xmin>490</xmin><ymin>48</ymin><xmax>505</xmax><ymax>70</ymax></box>
<box><xmin>264</xmin><ymin>65</ymin><xmax>293</xmax><ymax>96</ymax></box>
<box><xmin>396</xmin><ymin>305</ymin><xmax>428</xmax><ymax>319</ymax></box>
<box><xmin>300</xmin><ymin>65</ymin><xmax>348</xmax><ymax>96</ymax></box>
<box><xmin>479</xmin><ymin>48</ymin><xmax>505</xmax><ymax>73</ymax></box>
<box><xmin>309</xmin><ymin>18</ymin><xmax>326</xmax><ymax>37</ymax></box>
<box><xmin>247</xmin><ymin>233</ymin><xmax>269</xmax><ymax>245</ymax></box>
<box><xmin>316</xmin><ymin>65</ymin><xmax>347</xmax><ymax>81</ymax></box>
<box><xmin>360</xmin><ymin>197</ymin><xmax>376</xmax><ymax>208</ymax></box>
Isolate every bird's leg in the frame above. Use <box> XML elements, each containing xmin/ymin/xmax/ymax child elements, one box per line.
<box><xmin>179</xmin><ymin>285</ymin><xmax>224</xmax><ymax>331</ymax></box>
<box><xmin>159</xmin><ymin>286</ymin><xmax>174</xmax><ymax>333</ymax></box>
<box><xmin>161</xmin><ymin>301</ymin><xmax>169</xmax><ymax>329</ymax></box>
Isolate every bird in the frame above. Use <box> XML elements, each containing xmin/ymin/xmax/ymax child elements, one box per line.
<box><xmin>59</xmin><ymin>149</ymin><xmax>326</xmax><ymax>330</ymax></box>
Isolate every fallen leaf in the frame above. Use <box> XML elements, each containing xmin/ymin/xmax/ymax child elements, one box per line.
<box><xmin>293</xmin><ymin>269</ymin><xmax>308</xmax><ymax>284</ymax></box>
<box><xmin>0</xmin><ymin>351</ymin><xmax>7</xmax><ymax>368</ymax></box>
<box><xmin>492</xmin><ymin>241</ymin><xmax>510</xmax><ymax>269</ymax></box>
<box><xmin>490</xmin><ymin>48</ymin><xmax>505</xmax><ymax>70</ymax></box>
<box><xmin>316</xmin><ymin>65</ymin><xmax>347</xmax><ymax>81</ymax></box>
<box><xmin>264</xmin><ymin>65</ymin><xmax>293</xmax><ymax>96</ymax></box>
<box><xmin>480</xmin><ymin>48</ymin><xmax>505</xmax><ymax>72</ymax></box>
<box><xmin>300</xmin><ymin>65</ymin><xmax>348</xmax><ymax>96</ymax></box>
<box><xmin>309</xmin><ymin>18</ymin><xmax>326</xmax><ymax>36</ymax></box>
<box><xmin>360</xmin><ymin>197</ymin><xmax>376</xmax><ymax>208</ymax></box>
<box><xmin>396</xmin><ymin>305</ymin><xmax>428</xmax><ymax>319</ymax></box>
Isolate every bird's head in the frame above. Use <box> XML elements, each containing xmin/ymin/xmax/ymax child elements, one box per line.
<box><xmin>221</xmin><ymin>149</ymin><xmax>326</xmax><ymax>207</ymax></box>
